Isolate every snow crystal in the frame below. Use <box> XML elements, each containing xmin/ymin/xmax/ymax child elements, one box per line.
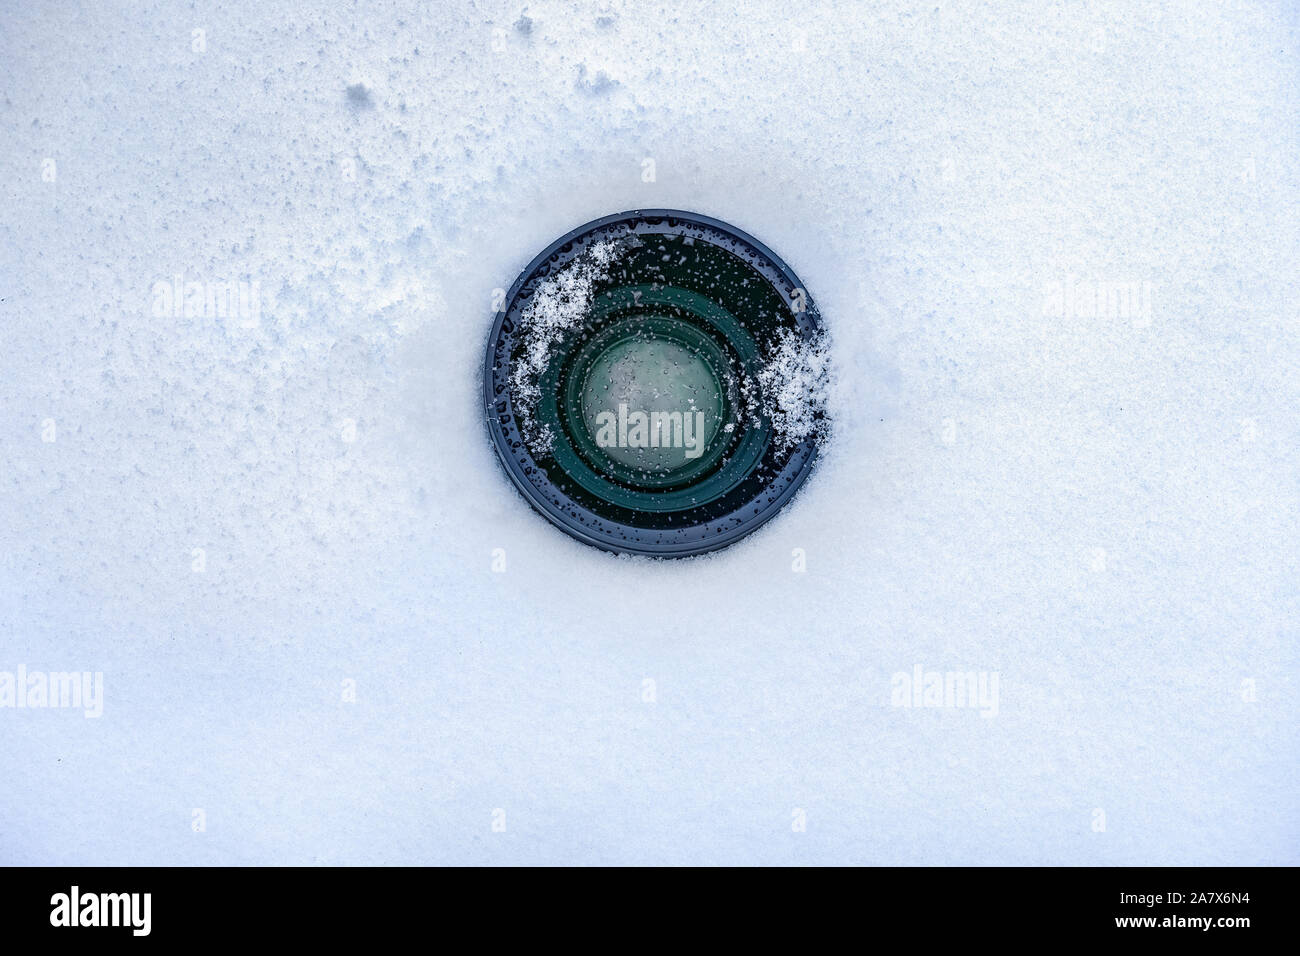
<box><xmin>756</xmin><ymin>328</ymin><xmax>831</xmax><ymax>450</ymax></box>
<box><xmin>509</xmin><ymin>239</ymin><xmax>621</xmax><ymax>454</ymax></box>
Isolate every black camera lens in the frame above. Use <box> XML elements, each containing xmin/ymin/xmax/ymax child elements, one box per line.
<box><xmin>484</xmin><ymin>209</ymin><xmax>828</xmax><ymax>557</ymax></box>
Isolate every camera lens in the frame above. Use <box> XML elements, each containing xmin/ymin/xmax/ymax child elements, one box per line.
<box><xmin>485</xmin><ymin>210</ymin><xmax>827</xmax><ymax>557</ymax></box>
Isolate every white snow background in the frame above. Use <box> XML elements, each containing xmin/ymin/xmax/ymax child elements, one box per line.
<box><xmin>1</xmin><ymin>0</ymin><xmax>1297</xmax><ymax>865</ymax></box>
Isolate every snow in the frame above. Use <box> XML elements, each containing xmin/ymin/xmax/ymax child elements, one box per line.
<box><xmin>756</xmin><ymin>327</ymin><xmax>832</xmax><ymax>449</ymax></box>
<box><xmin>0</xmin><ymin>0</ymin><xmax>1297</xmax><ymax>865</ymax></box>
<box><xmin>509</xmin><ymin>238</ymin><xmax>622</xmax><ymax>454</ymax></box>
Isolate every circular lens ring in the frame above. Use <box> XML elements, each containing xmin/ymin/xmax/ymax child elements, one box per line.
<box><xmin>484</xmin><ymin>209</ymin><xmax>823</xmax><ymax>557</ymax></box>
<box><xmin>558</xmin><ymin>314</ymin><xmax>735</xmax><ymax>490</ymax></box>
<box><xmin>538</xmin><ymin>285</ymin><xmax>770</xmax><ymax>502</ymax></box>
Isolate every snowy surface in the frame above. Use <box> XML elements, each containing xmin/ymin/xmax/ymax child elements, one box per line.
<box><xmin>1</xmin><ymin>0</ymin><xmax>1297</xmax><ymax>865</ymax></box>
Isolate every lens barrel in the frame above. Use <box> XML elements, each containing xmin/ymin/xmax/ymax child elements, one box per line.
<box><xmin>484</xmin><ymin>209</ymin><xmax>825</xmax><ymax>557</ymax></box>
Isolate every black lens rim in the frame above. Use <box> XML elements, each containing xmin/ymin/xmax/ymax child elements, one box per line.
<box><xmin>483</xmin><ymin>209</ymin><xmax>823</xmax><ymax>558</ymax></box>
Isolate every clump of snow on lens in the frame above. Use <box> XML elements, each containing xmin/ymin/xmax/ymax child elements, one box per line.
<box><xmin>509</xmin><ymin>240</ymin><xmax>623</xmax><ymax>454</ymax></box>
<box><xmin>756</xmin><ymin>328</ymin><xmax>831</xmax><ymax>450</ymax></box>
